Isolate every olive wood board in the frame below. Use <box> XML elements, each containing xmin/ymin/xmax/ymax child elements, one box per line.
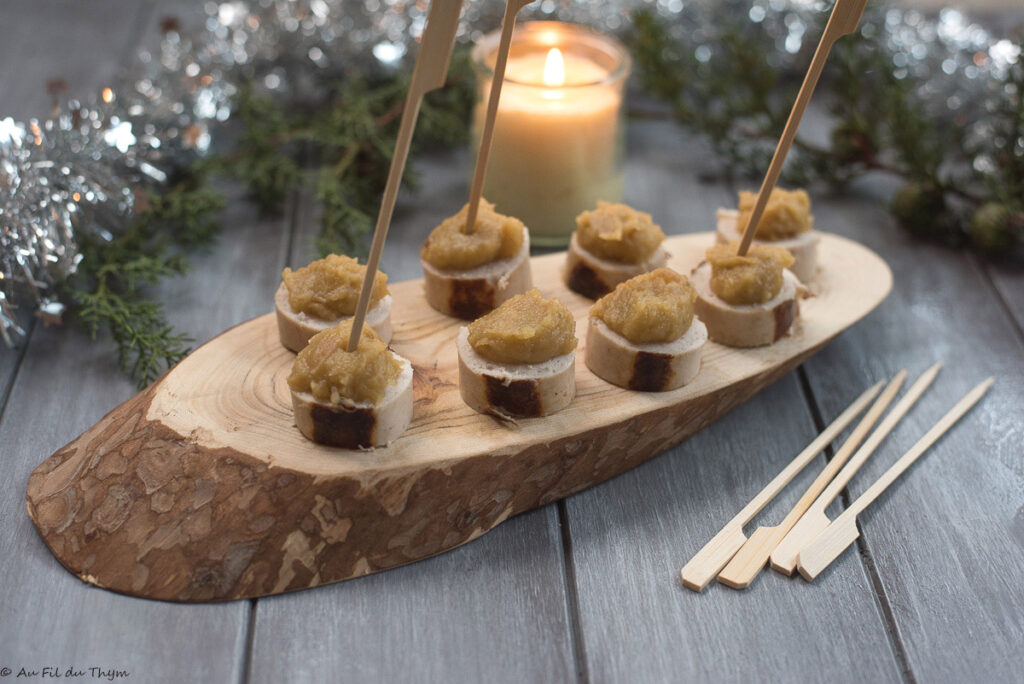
<box><xmin>25</xmin><ymin>231</ymin><xmax>891</xmax><ymax>602</ymax></box>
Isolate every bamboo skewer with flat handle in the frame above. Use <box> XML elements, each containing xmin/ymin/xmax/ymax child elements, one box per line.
<box><xmin>347</xmin><ymin>0</ymin><xmax>464</xmax><ymax>351</ymax></box>
<box><xmin>798</xmin><ymin>377</ymin><xmax>995</xmax><ymax>581</ymax></box>
<box><xmin>771</xmin><ymin>362</ymin><xmax>944</xmax><ymax>574</ymax></box>
<box><xmin>736</xmin><ymin>0</ymin><xmax>868</xmax><ymax>255</ymax></box>
<box><xmin>680</xmin><ymin>380</ymin><xmax>883</xmax><ymax>592</ymax></box>
<box><xmin>716</xmin><ymin>368</ymin><xmax>917</xmax><ymax>590</ymax></box>
<box><xmin>463</xmin><ymin>0</ymin><xmax>533</xmax><ymax>234</ymax></box>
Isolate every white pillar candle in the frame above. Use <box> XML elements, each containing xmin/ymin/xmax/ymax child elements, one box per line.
<box><xmin>472</xmin><ymin>22</ymin><xmax>631</xmax><ymax>246</ymax></box>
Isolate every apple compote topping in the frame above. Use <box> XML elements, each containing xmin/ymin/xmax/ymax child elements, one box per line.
<box><xmin>575</xmin><ymin>201</ymin><xmax>665</xmax><ymax>264</ymax></box>
<box><xmin>288</xmin><ymin>320</ymin><xmax>401</xmax><ymax>405</ymax></box>
<box><xmin>420</xmin><ymin>199</ymin><xmax>525</xmax><ymax>270</ymax></box>
<box><xmin>282</xmin><ymin>254</ymin><xmax>387</xmax><ymax>320</ymax></box>
<box><xmin>737</xmin><ymin>187</ymin><xmax>813</xmax><ymax>241</ymax></box>
<box><xmin>467</xmin><ymin>289</ymin><xmax>577</xmax><ymax>365</ymax></box>
<box><xmin>706</xmin><ymin>242</ymin><xmax>795</xmax><ymax>306</ymax></box>
<box><xmin>591</xmin><ymin>268</ymin><xmax>696</xmax><ymax>344</ymax></box>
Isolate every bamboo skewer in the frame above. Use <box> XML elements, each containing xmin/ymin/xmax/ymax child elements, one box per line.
<box><xmin>736</xmin><ymin>0</ymin><xmax>868</xmax><ymax>256</ymax></box>
<box><xmin>716</xmin><ymin>368</ymin><xmax>911</xmax><ymax>590</ymax></box>
<box><xmin>798</xmin><ymin>377</ymin><xmax>994</xmax><ymax>581</ymax></box>
<box><xmin>347</xmin><ymin>0</ymin><xmax>464</xmax><ymax>351</ymax></box>
<box><xmin>769</xmin><ymin>362</ymin><xmax>944</xmax><ymax>574</ymax></box>
<box><xmin>679</xmin><ymin>380</ymin><xmax>884</xmax><ymax>592</ymax></box>
<box><xmin>463</xmin><ymin>0</ymin><xmax>532</xmax><ymax>234</ymax></box>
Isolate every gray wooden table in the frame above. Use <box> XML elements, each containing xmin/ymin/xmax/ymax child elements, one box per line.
<box><xmin>2</xmin><ymin>2</ymin><xmax>1023</xmax><ymax>683</ymax></box>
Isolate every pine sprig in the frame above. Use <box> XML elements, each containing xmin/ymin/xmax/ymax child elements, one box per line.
<box><xmin>217</xmin><ymin>49</ymin><xmax>475</xmax><ymax>258</ymax></box>
<box><xmin>53</xmin><ymin>50</ymin><xmax>472</xmax><ymax>387</ymax></box>
<box><xmin>62</xmin><ymin>179</ymin><xmax>224</xmax><ymax>388</ymax></box>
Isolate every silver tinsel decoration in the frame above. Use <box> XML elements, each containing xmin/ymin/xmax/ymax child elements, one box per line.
<box><xmin>0</xmin><ymin>0</ymin><xmax>1020</xmax><ymax>345</ymax></box>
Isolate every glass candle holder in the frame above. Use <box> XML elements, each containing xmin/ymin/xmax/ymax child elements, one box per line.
<box><xmin>471</xmin><ymin>21</ymin><xmax>631</xmax><ymax>247</ymax></box>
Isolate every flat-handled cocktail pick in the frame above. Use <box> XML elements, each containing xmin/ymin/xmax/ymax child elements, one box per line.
<box><xmin>716</xmin><ymin>369</ymin><xmax>911</xmax><ymax>590</ymax></box>
<box><xmin>737</xmin><ymin>0</ymin><xmax>868</xmax><ymax>255</ymax></box>
<box><xmin>348</xmin><ymin>0</ymin><xmax>465</xmax><ymax>350</ymax></box>
<box><xmin>798</xmin><ymin>377</ymin><xmax>994</xmax><ymax>581</ymax></box>
<box><xmin>680</xmin><ymin>380</ymin><xmax>883</xmax><ymax>592</ymax></box>
<box><xmin>463</xmin><ymin>0</ymin><xmax>533</xmax><ymax>234</ymax></box>
<box><xmin>770</xmin><ymin>362</ymin><xmax>943</xmax><ymax>574</ymax></box>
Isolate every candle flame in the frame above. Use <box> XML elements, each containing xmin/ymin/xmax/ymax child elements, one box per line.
<box><xmin>543</xmin><ymin>48</ymin><xmax>565</xmax><ymax>87</ymax></box>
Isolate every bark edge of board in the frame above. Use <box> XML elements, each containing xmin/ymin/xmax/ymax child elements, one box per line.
<box><xmin>25</xmin><ymin>232</ymin><xmax>891</xmax><ymax>602</ymax></box>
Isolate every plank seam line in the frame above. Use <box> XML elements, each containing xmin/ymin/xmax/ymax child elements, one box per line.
<box><xmin>796</xmin><ymin>366</ymin><xmax>916</xmax><ymax>684</ymax></box>
<box><xmin>972</xmin><ymin>254</ymin><xmax>1024</xmax><ymax>348</ymax></box>
<box><xmin>238</xmin><ymin>598</ymin><xmax>258</xmax><ymax>684</ymax></box>
<box><xmin>283</xmin><ymin>177</ymin><xmax>304</xmax><ymax>267</ymax></box>
<box><xmin>119</xmin><ymin>0</ymin><xmax>157</xmax><ymax>67</ymax></box>
<box><xmin>850</xmin><ymin>518</ymin><xmax>918</xmax><ymax>684</ymax></box>
<box><xmin>0</xmin><ymin>0</ymin><xmax>154</xmax><ymax>438</ymax></box>
<box><xmin>0</xmin><ymin>318</ymin><xmax>36</xmax><ymax>428</ymax></box>
<box><xmin>557</xmin><ymin>500</ymin><xmax>590</xmax><ymax>684</ymax></box>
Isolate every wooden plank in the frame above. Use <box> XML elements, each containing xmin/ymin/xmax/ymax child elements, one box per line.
<box><xmin>0</xmin><ymin>330</ymin><xmax>250</xmax><ymax>682</ymax></box>
<box><xmin>0</xmin><ymin>0</ymin><xmax>153</xmax><ymax>122</ymax></box>
<box><xmin>249</xmin><ymin>145</ymin><xmax>577</xmax><ymax>682</ymax></box>
<box><xmin>0</xmin><ymin>0</ymin><xmax>161</xmax><ymax>417</ymax></box>
<box><xmin>562</xmin><ymin>124</ymin><xmax>903</xmax><ymax>683</ymax></box>
<box><xmin>0</xmin><ymin>190</ymin><xmax>290</xmax><ymax>681</ymax></box>
<box><xmin>565</xmin><ymin>375</ymin><xmax>904</xmax><ymax>683</ymax></box>
<box><xmin>799</xmin><ymin>189</ymin><xmax>1024</xmax><ymax>682</ymax></box>
<box><xmin>0</xmin><ymin>3</ymin><xmax>288</xmax><ymax>678</ymax></box>
<box><xmin>985</xmin><ymin>263</ymin><xmax>1024</xmax><ymax>338</ymax></box>
<box><xmin>250</xmin><ymin>507</ymin><xmax>576</xmax><ymax>683</ymax></box>
<box><xmin>159</xmin><ymin>185</ymin><xmax>292</xmax><ymax>343</ymax></box>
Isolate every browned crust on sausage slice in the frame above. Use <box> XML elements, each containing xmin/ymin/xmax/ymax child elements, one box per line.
<box><xmin>567</xmin><ymin>260</ymin><xmax>610</xmax><ymax>300</ymax></box>
<box><xmin>483</xmin><ymin>376</ymin><xmax>543</xmax><ymax>419</ymax></box>
<box><xmin>629</xmin><ymin>352</ymin><xmax>675</xmax><ymax>392</ymax></box>
<box><xmin>772</xmin><ymin>297</ymin><xmax>798</xmax><ymax>342</ymax></box>
<box><xmin>305</xmin><ymin>403</ymin><xmax>376</xmax><ymax>449</ymax></box>
<box><xmin>290</xmin><ymin>357</ymin><xmax>413</xmax><ymax>448</ymax></box>
<box><xmin>448</xmin><ymin>278</ymin><xmax>498</xmax><ymax>320</ymax></box>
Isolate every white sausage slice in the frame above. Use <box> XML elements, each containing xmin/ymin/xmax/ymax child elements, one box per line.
<box><xmin>421</xmin><ymin>226</ymin><xmax>532</xmax><ymax>320</ymax></box>
<box><xmin>585</xmin><ymin>317</ymin><xmax>707</xmax><ymax>392</ymax></box>
<box><xmin>691</xmin><ymin>262</ymin><xmax>801</xmax><ymax>348</ymax></box>
<box><xmin>456</xmin><ymin>327</ymin><xmax>575</xmax><ymax>419</ymax></box>
<box><xmin>291</xmin><ymin>354</ymin><xmax>413</xmax><ymax>448</ymax></box>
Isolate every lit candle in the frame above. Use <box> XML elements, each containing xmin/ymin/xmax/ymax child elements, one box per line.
<box><xmin>472</xmin><ymin>22</ymin><xmax>631</xmax><ymax>246</ymax></box>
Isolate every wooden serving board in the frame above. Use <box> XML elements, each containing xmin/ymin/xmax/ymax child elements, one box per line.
<box><xmin>26</xmin><ymin>232</ymin><xmax>890</xmax><ymax>602</ymax></box>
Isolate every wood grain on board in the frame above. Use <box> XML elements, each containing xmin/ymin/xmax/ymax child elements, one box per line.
<box><xmin>25</xmin><ymin>231</ymin><xmax>891</xmax><ymax>601</ymax></box>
